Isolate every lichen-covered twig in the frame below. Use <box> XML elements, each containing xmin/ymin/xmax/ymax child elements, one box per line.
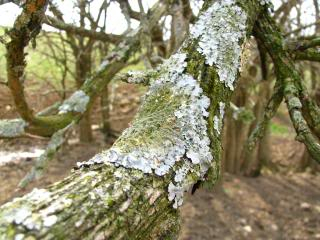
<box><xmin>255</xmin><ymin>8</ymin><xmax>320</xmax><ymax>163</ymax></box>
<box><xmin>244</xmin><ymin>80</ymin><xmax>283</xmax><ymax>151</ymax></box>
<box><xmin>0</xmin><ymin>119</ymin><xmax>28</xmax><ymax>138</ymax></box>
<box><xmin>293</xmin><ymin>49</ymin><xmax>320</xmax><ymax>62</ymax></box>
<box><xmin>113</xmin><ymin>69</ymin><xmax>159</xmax><ymax>85</ymax></box>
<box><xmin>283</xmin><ymin>77</ymin><xmax>320</xmax><ymax>163</ymax></box>
<box><xmin>18</xmin><ymin>122</ymin><xmax>75</xmax><ymax>188</ymax></box>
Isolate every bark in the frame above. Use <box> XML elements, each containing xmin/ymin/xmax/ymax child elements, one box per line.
<box><xmin>75</xmin><ymin>48</ymin><xmax>93</xmax><ymax>143</ymax></box>
<box><xmin>100</xmin><ymin>87</ymin><xmax>110</xmax><ymax>137</ymax></box>
<box><xmin>0</xmin><ymin>1</ymin><xmax>261</xmax><ymax>238</ymax></box>
<box><xmin>169</xmin><ymin>0</ymin><xmax>193</xmax><ymax>54</ymax></box>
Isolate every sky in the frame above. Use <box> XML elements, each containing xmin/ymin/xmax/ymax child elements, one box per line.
<box><xmin>0</xmin><ymin>0</ymin><xmax>316</xmax><ymax>35</ymax></box>
<box><xmin>0</xmin><ymin>0</ymin><xmax>157</xmax><ymax>34</ymax></box>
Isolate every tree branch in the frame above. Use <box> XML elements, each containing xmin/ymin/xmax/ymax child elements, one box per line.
<box><xmin>6</xmin><ymin>0</ymin><xmax>49</xmax><ymax>122</ymax></box>
<box><xmin>44</xmin><ymin>16</ymin><xmax>122</xmax><ymax>43</ymax></box>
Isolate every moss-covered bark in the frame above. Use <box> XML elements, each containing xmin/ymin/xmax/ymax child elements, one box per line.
<box><xmin>0</xmin><ymin>1</ymin><xmax>262</xmax><ymax>239</ymax></box>
<box><xmin>254</xmin><ymin>9</ymin><xmax>320</xmax><ymax>163</ymax></box>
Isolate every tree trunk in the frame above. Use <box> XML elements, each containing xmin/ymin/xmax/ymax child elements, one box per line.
<box><xmin>0</xmin><ymin>1</ymin><xmax>261</xmax><ymax>238</ymax></box>
<box><xmin>76</xmin><ymin>51</ymin><xmax>93</xmax><ymax>142</ymax></box>
<box><xmin>100</xmin><ymin>86</ymin><xmax>111</xmax><ymax>141</ymax></box>
<box><xmin>169</xmin><ymin>0</ymin><xmax>192</xmax><ymax>54</ymax></box>
<box><xmin>222</xmin><ymin>77</ymin><xmax>251</xmax><ymax>174</ymax></box>
<box><xmin>242</xmin><ymin>80</ymin><xmax>272</xmax><ymax>176</ymax></box>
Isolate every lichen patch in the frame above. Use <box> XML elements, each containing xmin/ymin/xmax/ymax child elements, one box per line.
<box><xmin>0</xmin><ymin>119</ymin><xmax>27</xmax><ymax>137</ymax></box>
<box><xmin>213</xmin><ymin>102</ymin><xmax>225</xmax><ymax>135</ymax></box>
<box><xmin>58</xmin><ymin>90</ymin><xmax>90</xmax><ymax>114</ymax></box>
<box><xmin>190</xmin><ymin>0</ymin><xmax>247</xmax><ymax>90</ymax></box>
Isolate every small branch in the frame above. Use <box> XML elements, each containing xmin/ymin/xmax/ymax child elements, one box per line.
<box><xmin>296</xmin><ymin>37</ymin><xmax>320</xmax><ymax>50</ymax></box>
<box><xmin>44</xmin><ymin>16</ymin><xmax>122</xmax><ymax>43</ymax></box>
<box><xmin>18</xmin><ymin>122</ymin><xmax>75</xmax><ymax>188</ymax></box>
<box><xmin>285</xmin><ymin>20</ymin><xmax>320</xmax><ymax>36</ymax></box>
<box><xmin>114</xmin><ymin>69</ymin><xmax>158</xmax><ymax>85</ymax></box>
<box><xmin>0</xmin><ymin>80</ymin><xmax>8</xmax><ymax>86</ymax></box>
<box><xmin>294</xmin><ymin>49</ymin><xmax>320</xmax><ymax>62</ymax></box>
<box><xmin>244</xmin><ymin>80</ymin><xmax>284</xmax><ymax>152</ymax></box>
<box><xmin>283</xmin><ymin>77</ymin><xmax>320</xmax><ymax>163</ymax></box>
<box><xmin>0</xmin><ymin>0</ymin><xmax>21</xmax><ymax>6</ymax></box>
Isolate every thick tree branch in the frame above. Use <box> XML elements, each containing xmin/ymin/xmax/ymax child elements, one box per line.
<box><xmin>18</xmin><ymin>122</ymin><xmax>75</xmax><ymax>188</ymax></box>
<box><xmin>6</xmin><ymin>0</ymin><xmax>48</xmax><ymax>122</ymax></box>
<box><xmin>0</xmin><ymin>1</ymin><xmax>261</xmax><ymax>238</ymax></box>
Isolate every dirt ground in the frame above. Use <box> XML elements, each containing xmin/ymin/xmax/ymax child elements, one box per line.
<box><xmin>0</xmin><ymin>83</ymin><xmax>319</xmax><ymax>239</ymax></box>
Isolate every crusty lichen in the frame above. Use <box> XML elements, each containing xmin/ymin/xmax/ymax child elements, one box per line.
<box><xmin>0</xmin><ymin>188</ymin><xmax>72</xmax><ymax>232</ymax></box>
<box><xmin>0</xmin><ymin>119</ymin><xmax>27</xmax><ymax>138</ymax></box>
<box><xmin>58</xmin><ymin>90</ymin><xmax>90</xmax><ymax>114</ymax></box>
<box><xmin>190</xmin><ymin>0</ymin><xmax>247</xmax><ymax>90</ymax></box>
<box><xmin>213</xmin><ymin>102</ymin><xmax>225</xmax><ymax>135</ymax></box>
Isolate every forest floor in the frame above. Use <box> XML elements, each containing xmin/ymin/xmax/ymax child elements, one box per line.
<box><xmin>0</xmin><ymin>83</ymin><xmax>319</xmax><ymax>240</ymax></box>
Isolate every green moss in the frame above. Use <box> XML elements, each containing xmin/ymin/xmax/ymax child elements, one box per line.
<box><xmin>115</xmin><ymin>85</ymin><xmax>183</xmax><ymax>151</ymax></box>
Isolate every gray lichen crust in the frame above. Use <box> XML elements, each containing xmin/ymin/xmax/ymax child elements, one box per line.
<box><xmin>0</xmin><ymin>188</ymin><xmax>60</xmax><ymax>232</ymax></box>
<box><xmin>0</xmin><ymin>119</ymin><xmax>27</xmax><ymax>138</ymax></box>
<box><xmin>190</xmin><ymin>0</ymin><xmax>247</xmax><ymax>90</ymax></box>
<box><xmin>213</xmin><ymin>102</ymin><xmax>225</xmax><ymax>135</ymax></box>
<box><xmin>78</xmin><ymin>53</ymin><xmax>213</xmax><ymax>208</ymax></box>
<box><xmin>58</xmin><ymin>90</ymin><xmax>90</xmax><ymax>114</ymax></box>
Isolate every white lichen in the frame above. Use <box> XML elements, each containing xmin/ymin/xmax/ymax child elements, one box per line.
<box><xmin>259</xmin><ymin>0</ymin><xmax>272</xmax><ymax>6</ymax></box>
<box><xmin>14</xmin><ymin>234</ymin><xmax>25</xmax><ymax>240</ymax></box>
<box><xmin>119</xmin><ymin>199</ymin><xmax>131</xmax><ymax>212</ymax></box>
<box><xmin>13</xmin><ymin>208</ymin><xmax>32</xmax><ymax>225</ymax></box>
<box><xmin>127</xmin><ymin>71</ymin><xmax>145</xmax><ymax>84</ymax></box>
<box><xmin>213</xmin><ymin>102</ymin><xmax>225</xmax><ymax>135</ymax></box>
<box><xmin>190</xmin><ymin>0</ymin><xmax>247</xmax><ymax>90</ymax></box>
<box><xmin>168</xmin><ymin>182</ymin><xmax>185</xmax><ymax>208</ymax></box>
<box><xmin>0</xmin><ymin>119</ymin><xmax>27</xmax><ymax>137</ymax></box>
<box><xmin>58</xmin><ymin>90</ymin><xmax>90</xmax><ymax>114</ymax></box>
<box><xmin>27</xmin><ymin>188</ymin><xmax>52</xmax><ymax>203</ymax></box>
<box><xmin>40</xmin><ymin>197</ymin><xmax>72</xmax><ymax>216</ymax></box>
<box><xmin>43</xmin><ymin>215</ymin><xmax>58</xmax><ymax>227</ymax></box>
